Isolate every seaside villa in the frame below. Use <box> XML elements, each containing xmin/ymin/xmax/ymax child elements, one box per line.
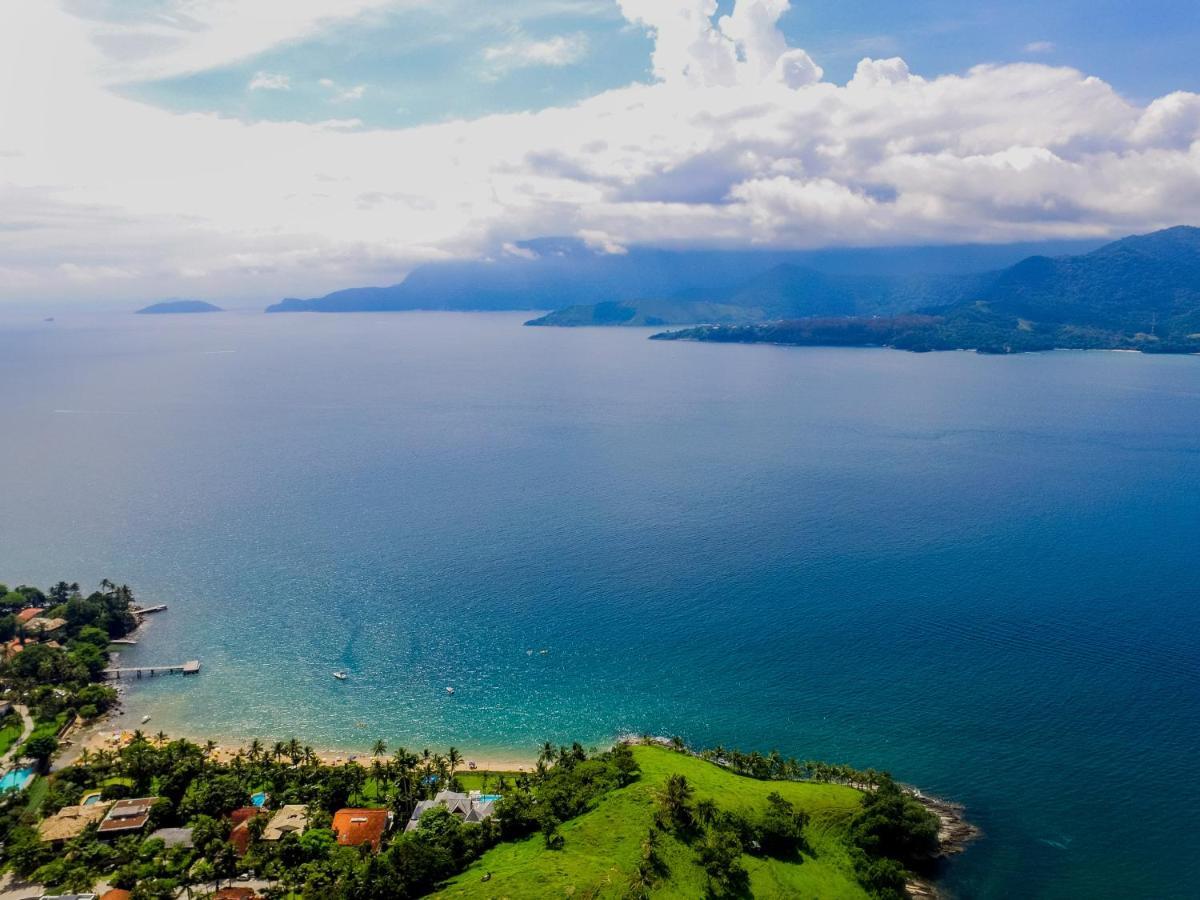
<box><xmin>332</xmin><ymin>808</ymin><xmax>393</xmax><ymax>853</ymax></box>
<box><xmin>97</xmin><ymin>797</ymin><xmax>159</xmax><ymax>837</ymax></box>
<box><xmin>405</xmin><ymin>790</ymin><xmax>500</xmax><ymax>833</ymax></box>
<box><xmin>38</xmin><ymin>802</ymin><xmax>112</xmax><ymax>843</ymax></box>
<box><xmin>261</xmin><ymin>804</ymin><xmax>308</xmax><ymax>841</ymax></box>
<box><xmin>23</xmin><ymin>616</ymin><xmax>67</xmax><ymax>639</ymax></box>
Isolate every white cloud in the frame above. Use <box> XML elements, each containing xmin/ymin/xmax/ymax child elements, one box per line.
<box><xmin>3</xmin><ymin>0</ymin><xmax>1200</xmax><ymax>303</ymax></box>
<box><xmin>483</xmin><ymin>33</ymin><xmax>589</xmax><ymax>73</ymax></box>
<box><xmin>320</xmin><ymin>79</ymin><xmax>367</xmax><ymax>102</ymax></box>
<box><xmin>82</xmin><ymin>0</ymin><xmax>409</xmax><ymax>83</ymax></box>
<box><xmin>248</xmin><ymin>71</ymin><xmax>291</xmax><ymax>91</ymax></box>
<box><xmin>1024</xmin><ymin>41</ymin><xmax>1056</xmax><ymax>54</ymax></box>
<box><xmin>617</xmin><ymin>0</ymin><xmax>821</xmax><ymax>87</ymax></box>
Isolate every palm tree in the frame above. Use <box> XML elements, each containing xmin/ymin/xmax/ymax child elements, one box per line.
<box><xmin>656</xmin><ymin>774</ymin><xmax>694</xmax><ymax>829</ymax></box>
<box><xmin>694</xmin><ymin>798</ymin><xmax>718</xmax><ymax>827</ymax></box>
<box><xmin>249</xmin><ymin>738</ymin><xmax>263</xmax><ymax>761</ymax></box>
<box><xmin>372</xmin><ymin>739</ymin><xmax>387</xmax><ymax>758</ymax></box>
<box><xmin>446</xmin><ymin>747</ymin><xmax>462</xmax><ymax>780</ymax></box>
<box><xmin>538</xmin><ymin>741</ymin><xmax>556</xmax><ymax>765</ymax></box>
<box><xmin>272</xmin><ymin>741</ymin><xmax>286</xmax><ymax>763</ymax></box>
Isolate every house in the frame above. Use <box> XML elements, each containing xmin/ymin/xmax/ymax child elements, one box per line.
<box><xmin>229</xmin><ymin>806</ymin><xmax>266</xmax><ymax>856</ymax></box>
<box><xmin>261</xmin><ymin>804</ymin><xmax>308</xmax><ymax>841</ymax></box>
<box><xmin>148</xmin><ymin>826</ymin><xmax>193</xmax><ymax>848</ymax></box>
<box><xmin>96</xmin><ymin>797</ymin><xmax>159</xmax><ymax>836</ymax></box>
<box><xmin>38</xmin><ymin>801</ymin><xmax>112</xmax><ymax>843</ymax></box>
<box><xmin>101</xmin><ymin>891</ymin><xmax>133</xmax><ymax>900</ymax></box>
<box><xmin>40</xmin><ymin>895</ymin><xmax>99</xmax><ymax>900</ymax></box>
<box><xmin>3</xmin><ymin>640</ymin><xmax>25</xmax><ymax>662</ymax></box>
<box><xmin>331</xmin><ymin>808</ymin><xmax>393</xmax><ymax>852</ymax></box>
<box><xmin>212</xmin><ymin>889</ymin><xmax>259</xmax><ymax>900</ymax></box>
<box><xmin>16</xmin><ymin>608</ymin><xmax>41</xmax><ymax>624</ymax></box>
<box><xmin>23</xmin><ymin>617</ymin><xmax>67</xmax><ymax>639</ymax></box>
<box><xmin>405</xmin><ymin>790</ymin><xmax>500</xmax><ymax>833</ymax></box>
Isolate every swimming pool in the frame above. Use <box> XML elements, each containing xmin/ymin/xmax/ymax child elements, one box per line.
<box><xmin>250</xmin><ymin>791</ymin><xmax>268</xmax><ymax>807</ymax></box>
<box><xmin>0</xmin><ymin>767</ymin><xmax>34</xmax><ymax>793</ymax></box>
<box><xmin>476</xmin><ymin>795</ymin><xmax>502</xmax><ymax>803</ymax></box>
<box><xmin>82</xmin><ymin>791</ymin><xmax>102</xmax><ymax>806</ymax></box>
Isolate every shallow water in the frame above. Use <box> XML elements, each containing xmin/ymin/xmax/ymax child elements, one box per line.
<box><xmin>2</xmin><ymin>310</ymin><xmax>1198</xmax><ymax>898</ymax></box>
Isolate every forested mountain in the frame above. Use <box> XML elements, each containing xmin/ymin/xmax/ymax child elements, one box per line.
<box><xmin>265</xmin><ymin>238</ymin><xmax>1097</xmax><ymax>316</ymax></box>
<box><xmin>653</xmin><ymin>227</ymin><xmax>1200</xmax><ymax>354</ymax></box>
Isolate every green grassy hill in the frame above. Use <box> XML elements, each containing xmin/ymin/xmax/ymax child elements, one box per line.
<box><xmin>435</xmin><ymin>745</ymin><xmax>870</xmax><ymax>899</ymax></box>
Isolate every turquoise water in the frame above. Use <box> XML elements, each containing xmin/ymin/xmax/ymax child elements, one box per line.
<box><xmin>1</xmin><ymin>310</ymin><xmax>1198</xmax><ymax>897</ymax></box>
<box><xmin>0</xmin><ymin>768</ymin><xmax>34</xmax><ymax>792</ymax></box>
<box><xmin>251</xmin><ymin>791</ymin><xmax>268</xmax><ymax>807</ymax></box>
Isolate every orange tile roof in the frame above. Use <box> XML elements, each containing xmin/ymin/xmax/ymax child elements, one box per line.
<box><xmin>331</xmin><ymin>808</ymin><xmax>391</xmax><ymax>852</ymax></box>
<box><xmin>230</xmin><ymin>806</ymin><xmax>260</xmax><ymax>826</ymax></box>
<box><xmin>102</xmin><ymin>890</ymin><xmax>134</xmax><ymax>900</ymax></box>
<box><xmin>16</xmin><ymin>608</ymin><xmax>40</xmax><ymax>623</ymax></box>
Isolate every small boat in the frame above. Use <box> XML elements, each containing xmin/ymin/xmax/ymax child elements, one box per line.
<box><xmin>141</xmin><ymin>715</ymin><xmax>151</xmax><ymax>724</ymax></box>
<box><xmin>332</xmin><ymin>671</ymin><xmax>348</xmax><ymax>681</ymax></box>
<box><xmin>446</xmin><ymin>686</ymin><xmax>455</xmax><ymax>695</ymax></box>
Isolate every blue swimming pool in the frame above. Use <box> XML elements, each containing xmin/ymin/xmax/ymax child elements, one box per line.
<box><xmin>250</xmin><ymin>791</ymin><xmax>268</xmax><ymax>807</ymax></box>
<box><xmin>476</xmin><ymin>795</ymin><xmax>502</xmax><ymax>803</ymax></box>
<box><xmin>0</xmin><ymin>767</ymin><xmax>34</xmax><ymax>793</ymax></box>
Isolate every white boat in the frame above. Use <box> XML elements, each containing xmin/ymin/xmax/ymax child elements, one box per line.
<box><xmin>446</xmin><ymin>686</ymin><xmax>455</xmax><ymax>694</ymax></box>
<box><xmin>141</xmin><ymin>715</ymin><xmax>151</xmax><ymax>724</ymax></box>
<box><xmin>332</xmin><ymin>671</ymin><xmax>348</xmax><ymax>681</ymax></box>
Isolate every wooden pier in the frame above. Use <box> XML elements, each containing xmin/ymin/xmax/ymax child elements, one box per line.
<box><xmin>103</xmin><ymin>660</ymin><xmax>200</xmax><ymax>680</ymax></box>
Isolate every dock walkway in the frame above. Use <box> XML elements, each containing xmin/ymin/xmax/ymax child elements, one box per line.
<box><xmin>102</xmin><ymin>660</ymin><xmax>200</xmax><ymax>679</ymax></box>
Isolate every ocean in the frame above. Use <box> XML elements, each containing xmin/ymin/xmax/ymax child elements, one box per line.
<box><xmin>1</xmin><ymin>309</ymin><xmax>1197</xmax><ymax>898</ymax></box>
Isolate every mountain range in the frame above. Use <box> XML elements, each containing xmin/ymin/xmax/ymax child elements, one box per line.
<box><xmin>265</xmin><ymin>237</ymin><xmax>1101</xmax><ymax>317</ymax></box>
<box><xmin>264</xmin><ymin>227</ymin><xmax>1200</xmax><ymax>353</ymax></box>
<box><xmin>653</xmin><ymin>227</ymin><xmax>1200</xmax><ymax>353</ymax></box>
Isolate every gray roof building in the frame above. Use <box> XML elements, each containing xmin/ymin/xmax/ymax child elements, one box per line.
<box><xmin>406</xmin><ymin>790</ymin><xmax>499</xmax><ymax>832</ymax></box>
<box><xmin>149</xmin><ymin>826</ymin><xmax>194</xmax><ymax>848</ymax></box>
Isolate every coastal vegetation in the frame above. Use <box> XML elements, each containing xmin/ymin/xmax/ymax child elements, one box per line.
<box><xmin>0</xmin><ymin>581</ymin><xmax>957</xmax><ymax>898</ymax></box>
<box><xmin>0</xmin><ymin>580</ymin><xmax>132</xmax><ymax>768</ymax></box>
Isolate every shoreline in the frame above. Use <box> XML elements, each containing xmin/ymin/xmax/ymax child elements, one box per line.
<box><xmin>92</xmin><ymin>612</ymin><xmax>541</xmax><ymax>771</ymax></box>
<box><xmin>73</xmin><ymin>709</ymin><xmax>539</xmax><ymax>773</ymax></box>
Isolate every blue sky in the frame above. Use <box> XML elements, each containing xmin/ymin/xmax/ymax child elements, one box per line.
<box><xmin>4</xmin><ymin>0</ymin><xmax>1200</xmax><ymax>302</ymax></box>
<box><xmin>119</xmin><ymin>0</ymin><xmax>1200</xmax><ymax>128</ymax></box>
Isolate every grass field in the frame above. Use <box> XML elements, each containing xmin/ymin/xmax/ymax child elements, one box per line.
<box><xmin>435</xmin><ymin>745</ymin><xmax>870</xmax><ymax>899</ymax></box>
<box><xmin>0</xmin><ymin>717</ymin><xmax>24</xmax><ymax>758</ymax></box>
<box><xmin>356</xmin><ymin>770</ymin><xmax>513</xmax><ymax>805</ymax></box>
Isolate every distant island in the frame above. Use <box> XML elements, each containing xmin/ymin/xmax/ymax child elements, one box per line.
<box><xmin>136</xmin><ymin>299</ymin><xmax>222</xmax><ymax>314</ymax></box>
<box><xmin>650</xmin><ymin>227</ymin><xmax>1200</xmax><ymax>354</ymax></box>
<box><xmin>259</xmin><ymin>225</ymin><xmax>1200</xmax><ymax>353</ymax></box>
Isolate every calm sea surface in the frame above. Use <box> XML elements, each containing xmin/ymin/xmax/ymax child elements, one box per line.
<box><xmin>1</xmin><ymin>310</ymin><xmax>1197</xmax><ymax>898</ymax></box>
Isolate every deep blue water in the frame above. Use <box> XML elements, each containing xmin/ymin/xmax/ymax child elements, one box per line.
<box><xmin>1</xmin><ymin>310</ymin><xmax>1198</xmax><ymax>898</ymax></box>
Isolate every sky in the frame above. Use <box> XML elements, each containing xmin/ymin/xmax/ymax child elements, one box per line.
<box><xmin>2</xmin><ymin>0</ymin><xmax>1200</xmax><ymax>303</ymax></box>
